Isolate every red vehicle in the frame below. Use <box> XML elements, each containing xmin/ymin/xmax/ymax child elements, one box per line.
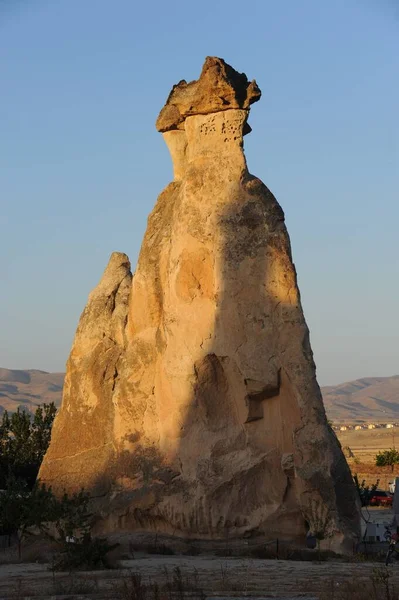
<box><xmin>369</xmin><ymin>490</ymin><xmax>393</xmax><ymax>507</ymax></box>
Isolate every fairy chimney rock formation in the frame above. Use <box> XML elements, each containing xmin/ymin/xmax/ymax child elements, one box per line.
<box><xmin>156</xmin><ymin>56</ymin><xmax>261</xmax><ymax>132</ymax></box>
<box><xmin>39</xmin><ymin>57</ymin><xmax>360</xmax><ymax>552</ymax></box>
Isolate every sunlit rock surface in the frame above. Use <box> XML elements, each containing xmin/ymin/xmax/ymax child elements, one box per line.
<box><xmin>40</xmin><ymin>57</ymin><xmax>360</xmax><ymax>551</ymax></box>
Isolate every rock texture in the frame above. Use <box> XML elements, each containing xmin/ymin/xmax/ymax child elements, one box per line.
<box><xmin>40</xmin><ymin>57</ymin><xmax>360</xmax><ymax>551</ymax></box>
<box><xmin>156</xmin><ymin>56</ymin><xmax>261</xmax><ymax>133</ymax></box>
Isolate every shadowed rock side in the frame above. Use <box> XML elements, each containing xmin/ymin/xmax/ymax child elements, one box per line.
<box><xmin>39</xmin><ymin>57</ymin><xmax>360</xmax><ymax>551</ymax></box>
<box><xmin>40</xmin><ymin>252</ymin><xmax>132</xmax><ymax>492</ymax></box>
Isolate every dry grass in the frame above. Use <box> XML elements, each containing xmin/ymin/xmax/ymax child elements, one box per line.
<box><xmin>0</xmin><ymin>536</ymin><xmax>57</xmax><ymax>565</ymax></box>
<box><xmin>112</xmin><ymin>567</ymin><xmax>206</xmax><ymax>600</ymax></box>
<box><xmin>337</xmin><ymin>428</ymin><xmax>399</xmax><ymax>464</ymax></box>
<box><xmin>336</xmin><ymin>427</ymin><xmax>399</xmax><ymax>489</ymax></box>
<box><xmin>3</xmin><ymin>547</ymin><xmax>399</xmax><ymax>599</ymax></box>
<box><xmin>81</xmin><ymin>565</ymin><xmax>399</xmax><ymax>600</ymax></box>
<box><xmin>51</xmin><ymin>572</ymin><xmax>99</xmax><ymax>596</ymax></box>
<box><xmin>315</xmin><ymin>566</ymin><xmax>399</xmax><ymax>600</ymax></box>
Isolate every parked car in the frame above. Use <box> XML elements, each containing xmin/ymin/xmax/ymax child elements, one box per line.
<box><xmin>369</xmin><ymin>490</ymin><xmax>393</xmax><ymax>507</ymax></box>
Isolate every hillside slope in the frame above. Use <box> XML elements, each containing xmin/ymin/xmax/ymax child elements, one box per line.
<box><xmin>322</xmin><ymin>375</ymin><xmax>399</xmax><ymax>423</ymax></box>
<box><xmin>1</xmin><ymin>368</ymin><xmax>398</xmax><ymax>423</ymax></box>
<box><xmin>0</xmin><ymin>368</ymin><xmax>64</xmax><ymax>414</ymax></box>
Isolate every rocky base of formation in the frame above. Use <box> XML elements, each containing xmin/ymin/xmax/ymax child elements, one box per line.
<box><xmin>39</xmin><ymin>57</ymin><xmax>360</xmax><ymax>552</ymax></box>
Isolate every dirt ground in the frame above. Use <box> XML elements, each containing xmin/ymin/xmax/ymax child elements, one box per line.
<box><xmin>337</xmin><ymin>428</ymin><xmax>399</xmax><ymax>489</ymax></box>
<box><xmin>1</xmin><ymin>430</ymin><xmax>397</xmax><ymax>599</ymax></box>
<box><xmin>337</xmin><ymin>428</ymin><xmax>399</xmax><ymax>463</ymax></box>
<box><xmin>1</xmin><ymin>552</ymin><xmax>399</xmax><ymax>600</ymax></box>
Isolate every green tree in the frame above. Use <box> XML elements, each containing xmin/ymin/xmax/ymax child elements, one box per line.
<box><xmin>49</xmin><ymin>489</ymin><xmax>118</xmax><ymax>571</ymax></box>
<box><xmin>353</xmin><ymin>474</ymin><xmax>379</xmax><ymax>506</ymax></box>
<box><xmin>0</xmin><ymin>476</ymin><xmax>56</xmax><ymax>558</ymax></box>
<box><xmin>0</xmin><ymin>479</ymin><xmax>117</xmax><ymax>567</ymax></box>
<box><xmin>375</xmin><ymin>448</ymin><xmax>399</xmax><ymax>472</ymax></box>
<box><xmin>0</xmin><ymin>402</ymin><xmax>57</xmax><ymax>488</ymax></box>
<box><xmin>30</xmin><ymin>403</ymin><xmax>57</xmax><ymax>464</ymax></box>
<box><xmin>53</xmin><ymin>489</ymin><xmax>92</xmax><ymax>541</ymax></box>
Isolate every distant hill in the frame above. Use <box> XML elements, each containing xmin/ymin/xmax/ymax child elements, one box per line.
<box><xmin>0</xmin><ymin>368</ymin><xmax>398</xmax><ymax>423</ymax></box>
<box><xmin>0</xmin><ymin>368</ymin><xmax>64</xmax><ymax>414</ymax></box>
<box><xmin>322</xmin><ymin>375</ymin><xmax>399</xmax><ymax>423</ymax></box>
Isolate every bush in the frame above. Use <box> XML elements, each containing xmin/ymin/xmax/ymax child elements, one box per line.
<box><xmin>376</xmin><ymin>449</ymin><xmax>399</xmax><ymax>471</ymax></box>
<box><xmin>353</xmin><ymin>474</ymin><xmax>380</xmax><ymax>506</ymax></box>
<box><xmin>0</xmin><ymin>476</ymin><xmax>56</xmax><ymax>559</ymax></box>
<box><xmin>52</xmin><ymin>533</ymin><xmax>119</xmax><ymax>571</ymax></box>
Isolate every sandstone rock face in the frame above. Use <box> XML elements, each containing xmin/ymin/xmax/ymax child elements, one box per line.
<box><xmin>156</xmin><ymin>56</ymin><xmax>261</xmax><ymax>133</ymax></box>
<box><xmin>40</xmin><ymin>58</ymin><xmax>360</xmax><ymax>551</ymax></box>
<box><xmin>41</xmin><ymin>252</ymin><xmax>132</xmax><ymax>492</ymax></box>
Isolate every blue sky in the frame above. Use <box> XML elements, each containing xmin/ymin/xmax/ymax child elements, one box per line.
<box><xmin>1</xmin><ymin>0</ymin><xmax>398</xmax><ymax>385</ymax></box>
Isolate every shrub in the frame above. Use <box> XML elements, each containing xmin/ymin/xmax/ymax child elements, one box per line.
<box><xmin>52</xmin><ymin>532</ymin><xmax>119</xmax><ymax>571</ymax></box>
<box><xmin>353</xmin><ymin>474</ymin><xmax>380</xmax><ymax>506</ymax></box>
<box><xmin>376</xmin><ymin>449</ymin><xmax>399</xmax><ymax>472</ymax></box>
<box><xmin>0</xmin><ymin>476</ymin><xmax>56</xmax><ymax>559</ymax></box>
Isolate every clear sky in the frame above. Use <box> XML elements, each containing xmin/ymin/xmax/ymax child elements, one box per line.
<box><xmin>1</xmin><ymin>0</ymin><xmax>398</xmax><ymax>386</ymax></box>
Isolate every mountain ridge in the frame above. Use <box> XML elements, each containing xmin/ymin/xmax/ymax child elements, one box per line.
<box><xmin>0</xmin><ymin>368</ymin><xmax>64</xmax><ymax>414</ymax></box>
<box><xmin>322</xmin><ymin>375</ymin><xmax>399</xmax><ymax>423</ymax></box>
<box><xmin>0</xmin><ymin>367</ymin><xmax>398</xmax><ymax>422</ymax></box>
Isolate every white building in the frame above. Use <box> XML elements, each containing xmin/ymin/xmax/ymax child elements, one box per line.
<box><xmin>361</xmin><ymin>522</ymin><xmax>388</xmax><ymax>542</ymax></box>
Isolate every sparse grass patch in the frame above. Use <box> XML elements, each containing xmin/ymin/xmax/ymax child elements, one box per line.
<box><xmin>51</xmin><ymin>573</ymin><xmax>99</xmax><ymax>596</ymax></box>
<box><xmin>112</xmin><ymin>567</ymin><xmax>205</xmax><ymax>600</ymax></box>
<box><xmin>308</xmin><ymin>566</ymin><xmax>399</xmax><ymax>600</ymax></box>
